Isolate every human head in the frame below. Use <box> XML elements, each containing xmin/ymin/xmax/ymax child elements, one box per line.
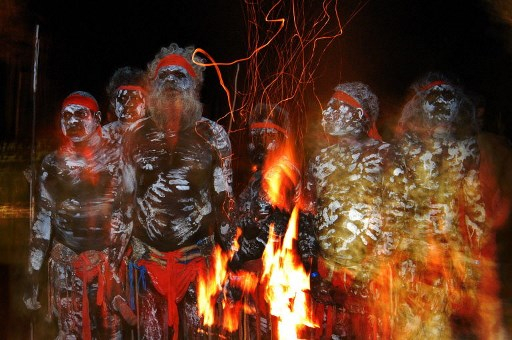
<box><xmin>321</xmin><ymin>82</ymin><xmax>379</xmax><ymax>138</ymax></box>
<box><xmin>398</xmin><ymin>72</ymin><xmax>476</xmax><ymax>137</ymax></box>
<box><xmin>147</xmin><ymin>43</ymin><xmax>205</xmax><ymax>131</ymax></box>
<box><xmin>248</xmin><ymin>104</ymin><xmax>290</xmax><ymax>166</ymax></box>
<box><xmin>60</xmin><ymin>91</ymin><xmax>101</xmax><ymax>143</ymax></box>
<box><xmin>106</xmin><ymin>66</ymin><xmax>147</xmax><ymax>123</ymax></box>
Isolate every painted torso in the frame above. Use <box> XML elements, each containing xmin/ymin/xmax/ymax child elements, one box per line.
<box><xmin>124</xmin><ymin>117</ymin><xmax>228</xmax><ymax>251</ymax></box>
<box><xmin>396</xmin><ymin>132</ymin><xmax>485</xmax><ymax>263</ymax></box>
<box><xmin>39</xmin><ymin>137</ymin><xmax>119</xmax><ymax>253</ymax></box>
<box><xmin>309</xmin><ymin>138</ymin><xmax>391</xmax><ymax>269</ymax></box>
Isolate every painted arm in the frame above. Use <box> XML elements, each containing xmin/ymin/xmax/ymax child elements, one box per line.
<box><xmin>201</xmin><ymin>119</ymin><xmax>236</xmax><ymax>252</ymax></box>
<box><xmin>109</xmin><ymin>142</ymin><xmax>136</xmax><ymax>269</ymax></box>
<box><xmin>24</xmin><ymin>159</ymin><xmax>53</xmax><ymax>310</ymax></box>
<box><xmin>462</xmin><ymin>167</ymin><xmax>487</xmax><ymax>251</ymax></box>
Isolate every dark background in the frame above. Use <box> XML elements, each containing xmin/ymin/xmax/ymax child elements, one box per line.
<box><xmin>1</xmin><ymin>0</ymin><xmax>512</xmax><ymax>338</ymax></box>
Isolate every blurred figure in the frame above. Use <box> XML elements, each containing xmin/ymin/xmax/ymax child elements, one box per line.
<box><xmin>305</xmin><ymin>82</ymin><xmax>406</xmax><ymax>339</ymax></box>
<box><xmin>103</xmin><ymin>66</ymin><xmax>147</xmax><ymax>145</ymax></box>
<box><xmin>23</xmin><ymin>92</ymin><xmax>130</xmax><ymax>339</ymax></box>
<box><xmin>117</xmin><ymin>43</ymin><xmax>233</xmax><ymax>339</ymax></box>
<box><xmin>474</xmin><ymin>95</ymin><xmax>511</xmax><ymax>339</ymax></box>
<box><xmin>230</xmin><ymin>104</ymin><xmax>302</xmax><ymax>270</ymax></box>
<box><xmin>227</xmin><ymin>104</ymin><xmax>312</xmax><ymax>336</ymax></box>
<box><xmin>392</xmin><ymin>72</ymin><xmax>487</xmax><ymax>338</ymax></box>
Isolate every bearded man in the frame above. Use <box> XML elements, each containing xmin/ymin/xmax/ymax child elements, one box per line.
<box><xmin>24</xmin><ymin>92</ymin><xmax>130</xmax><ymax>339</ymax></box>
<box><xmin>118</xmin><ymin>43</ymin><xmax>233</xmax><ymax>339</ymax></box>
<box><xmin>392</xmin><ymin>72</ymin><xmax>487</xmax><ymax>338</ymax></box>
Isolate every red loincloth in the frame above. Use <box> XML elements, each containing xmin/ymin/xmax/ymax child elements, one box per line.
<box><xmin>138</xmin><ymin>248</ymin><xmax>207</xmax><ymax>340</ymax></box>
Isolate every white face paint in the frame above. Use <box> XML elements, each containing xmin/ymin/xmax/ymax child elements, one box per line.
<box><xmin>60</xmin><ymin>104</ymin><xmax>99</xmax><ymax>143</ymax></box>
<box><xmin>321</xmin><ymin>98</ymin><xmax>365</xmax><ymax>137</ymax></box>
<box><xmin>154</xmin><ymin>65</ymin><xmax>194</xmax><ymax>92</ymax></box>
<box><xmin>422</xmin><ymin>84</ymin><xmax>459</xmax><ymax>125</ymax></box>
<box><xmin>114</xmin><ymin>89</ymin><xmax>146</xmax><ymax>123</ymax></box>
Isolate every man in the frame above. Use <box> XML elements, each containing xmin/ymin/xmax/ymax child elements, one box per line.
<box><xmin>226</xmin><ymin>104</ymin><xmax>314</xmax><ymax>335</ymax></box>
<box><xmin>24</xmin><ymin>91</ymin><xmax>130</xmax><ymax>339</ymax></box>
<box><xmin>103</xmin><ymin>66</ymin><xmax>147</xmax><ymax>145</ymax></box>
<box><xmin>230</xmin><ymin>104</ymin><xmax>303</xmax><ymax>270</ymax></box>
<box><xmin>392</xmin><ymin>72</ymin><xmax>487</xmax><ymax>338</ymax></box>
<box><xmin>305</xmin><ymin>82</ymin><xmax>405</xmax><ymax>339</ymax></box>
<box><xmin>118</xmin><ymin>43</ymin><xmax>233</xmax><ymax>339</ymax></box>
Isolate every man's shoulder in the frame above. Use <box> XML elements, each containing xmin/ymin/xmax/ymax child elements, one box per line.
<box><xmin>195</xmin><ymin>117</ymin><xmax>228</xmax><ymax>135</ymax></box>
<box><xmin>194</xmin><ymin>118</ymin><xmax>231</xmax><ymax>152</ymax></box>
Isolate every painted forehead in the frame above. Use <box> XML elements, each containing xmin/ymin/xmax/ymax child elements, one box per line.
<box><xmin>424</xmin><ymin>83</ymin><xmax>456</xmax><ymax>93</ymax></box>
<box><xmin>157</xmin><ymin>65</ymin><xmax>191</xmax><ymax>77</ymax></box>
<box><xmin>115</xmin><ymin>88</ymin><xmax>145</xmax><ymax>98</ymax></box>
<box><xmin>61</xmin><ymin>104</ymin><xmax>91</xmax><ymax>113</ymax></box>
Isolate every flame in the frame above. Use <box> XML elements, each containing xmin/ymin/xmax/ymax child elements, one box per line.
<box><xmin>261</xmin><ymin>140</ymin><xmax>300</xmax><ymax>211</ymax></box>
<box><xmin>221</xmin><ymin>271</ymin><xmax>259</xmax><ymax>332</ymax></box>
<box><xmin>261</xmin><ymin>206</ymin><xmax>318</xmax><ymax>338</ymax></box>
<box><xmin>197</xmin><ymin>245</ymin><xmax>226</xmax><ymax>326</ymax></box>
<box><xmin>197</xmin><ymin>228</ymin><xmax>258</xmax><ymax>333</ymax></box>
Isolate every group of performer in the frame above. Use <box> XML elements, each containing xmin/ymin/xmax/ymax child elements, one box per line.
<box><xmin>23</xmin><ymin>42</ymin><xmax>509</xmax><ymax>339</ymax></box>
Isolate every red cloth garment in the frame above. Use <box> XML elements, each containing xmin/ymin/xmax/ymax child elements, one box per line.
<box><xmin>72</xmin><ymin>251</ymin><xmax>110</xmax><ymax>340</ymax></box>
<box><xmin>61</xmin><ymin>94</ymin><xmax>99</xmax><ymax>112</ymax></box>
<box><xmin>138</xmin><ymin>250</ymin><xmax>207</xmax><ymax>340</ymax></box>
<box><xmin>368</xmin><ymin>121</ymin><xmax>382</xmax><ymax>141</ymax></box>
<box><xmin>154</xmin><ymin>54</ymin><xmax>197</xmax><ymax>79</ymax></box>
<box><xmin>333</xmin><ymin>91</ymin><xmax>363</xmax><ymax>110</ymax></box>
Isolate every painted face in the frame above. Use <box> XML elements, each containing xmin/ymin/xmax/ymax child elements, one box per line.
<box><xmin>60</xmin><ymin>104</ymin><xmax>99</xmax><ymax>143</ymax></box>
<box><xmin>248</xmin><ymin>124</ymin><xmax>284</xmax><ymax>165</ymax></box>
<box><xmin>114</xmin><ymin>89</ymin><xmax>146</xmax><ymax>123</ymax></box>
<box><xmin>422</xmin><ymin>84</ymin><xmax>459</xmax><ymax>124</ymax></box>
<box><xmin>154</xmin><ymin>65</ymin><xmax>194</xmax><ymax>92</ymax></box>
<box><xmin>321</xmin><ymin>98</ymin><xmax>365</xmax><ymax>137</ymax></box>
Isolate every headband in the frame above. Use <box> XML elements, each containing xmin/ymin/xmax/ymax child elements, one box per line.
<box><xmin>116</xmin><ymin>85</ymin><xmax>148</xmax><ymax>97</ymax></box>
<box><xmin>332</xmin><ymin>91</ymin><xmax>362</xmax><ymax>110</ymax></box>
<box><xmin>154</xmin><ymin>54</ymin><xmax>197</xmax><ymax>79</ymax></box>
<box><xmin>250</xmin><ymin>122</ymin><xmax>288</xmax><ymax>137</ymax></box>
<box><xmin>419</xmin><ymin>80</ymin><xmax>447</xmax><ymax>92</ymax></box>
<box><xmin>61</xmin><ymin>94</ymin><xmax>99</xmax><ymax>112</ymax></box>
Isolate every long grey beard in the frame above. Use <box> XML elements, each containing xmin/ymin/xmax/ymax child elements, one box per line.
<box><xmin>149</xmin><ymin>88</ymin><xmax>202</xmax><ymax>132</ymax></box>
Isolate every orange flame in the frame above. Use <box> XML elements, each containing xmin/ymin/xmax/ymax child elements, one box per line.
<box><xmin>197</xmin><ymin>228</ymin><xmax>259</xmax><ymax>333</ymax></box>
<box><xmin>197</xmin><ymin>245</ymin><xmax>226</xmax><ymax>326</ymax></box>
<box><xmin>261</xmin><ymin>140</ymin><xmax>300</xmax><ymax>211</ymax></box>
<box><xmin>261</xmin><ymin>207</ymin><xmax>318</xmax><ymax>338</ymax></box>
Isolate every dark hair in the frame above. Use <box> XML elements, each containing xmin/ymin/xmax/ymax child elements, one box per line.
<box><xmin>106</xmin><ymin>66</ymin><xmax>147</xmax><ymax>101</ymax></box>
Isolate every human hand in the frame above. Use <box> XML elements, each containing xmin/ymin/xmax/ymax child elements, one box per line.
<box><xmin>23</xmin><ymin>282</ymin><xmax>41</xmax><ymax>311</ymax></box>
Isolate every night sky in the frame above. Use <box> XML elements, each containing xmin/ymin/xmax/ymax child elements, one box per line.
<box><xmin>8</xmin><ymin>0</ymin><xmax>511</xmax><ymax>143</ymax></box>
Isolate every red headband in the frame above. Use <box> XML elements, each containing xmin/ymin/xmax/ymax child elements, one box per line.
<box><xmin>61</xmin><ymin>94</ymin><xmax>99</xmax><ymax>112</ymax></box>
<box><xmin>332</xmin><ymin>91</ymin><xmax>362</xmax><ymax>110</ymax></box>
<box><xmin>250</xmin><ymin>122</ymin><xmax>288</xmax><ymax>137</ymax></box>
<box><xmin>419</xmin><ymin>80</ymin><xmax>447</xmax><ymax>92</ymax></box>
<box><xmin>154</xmin><ymin>54</ymin><xmax>197</xmax><ymax>79</ymax></box>
<box><xmin>116</xmin><ymin>85</ymin><xmax>147</xmax><ymax>96</ymax></box>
